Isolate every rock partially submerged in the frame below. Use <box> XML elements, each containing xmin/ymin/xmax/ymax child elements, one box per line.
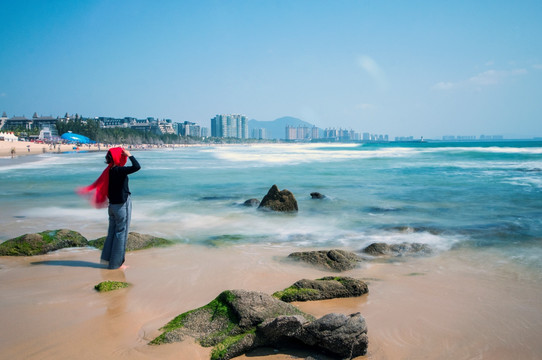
<box><xmin>310</xmin><ymin>192</ymin><xmax>326</xmax><ymax>199</ymax></box>
<box><xmin>258</xmin><ymin>185</ymin><xmax>298</xmax><ymax>212</ymax></box>
<box><xmin>89</xmin><ymin>232</ymin><xmax>174</xmax><ymax>251</ymax></box>
<box><xmin>151</xmin><ymin>290</ymin><xmax>368</xmax><ymax>360</ymax></box>
<box><xmin>362</xmin><ymin>242</ymin><xmax>432</xmax><ymax>257</ymax></box>
<box><xmin>0</xmin><ymin>229</ymin><xmax>88</xmax><ymax>256</ymax></box>
<box><xmin>94</xmin><ymin>280</ymin><xmax>130</xmax><ymax>292</ymax></box>
<box><xmin>243</xmin><ymin>198</ymin><xmax>260</xmax><ymax>207</ymax></box>
<box><xmin>273</xmin><ymin>277</ymin><xmax>368</xmax><ymax>302</ymax></box>
<box><xmin>287</xmin><ymin>249</ymin><xmax>361</xmax><ymax>272</ymax></box>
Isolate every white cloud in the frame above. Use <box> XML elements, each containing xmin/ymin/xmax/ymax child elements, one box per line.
<box><xmin>433</xmin><ymin>68</ymin><xmax>527</xmax><ymax>91</ymax></box>
<box><xmin>533</xmin><ymin>64</ymin><xmax>542</xmax><ymax>70</ymax></box>
<box><xmin>0</xmin><ymin>92</ymin><xmax>6</xmax><ymax>97</ymax></box>
<box><xmin>357</xmin><ymin>55</ymin><xmax>388</xmax><ymax>91</ymax></box>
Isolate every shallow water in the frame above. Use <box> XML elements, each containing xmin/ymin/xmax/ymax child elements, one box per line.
<box><xmin>1</xmin><ymin>141</ymin><xmax>541</xmax><ymax>269</ymax></box>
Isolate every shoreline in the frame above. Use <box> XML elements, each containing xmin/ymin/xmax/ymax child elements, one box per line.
<box><xmin>1</xmin><ymin>243</ymin><xmax>541</xmax><ymax>360</ymax></box>
<box><xmin>0</xmin><ymin>140</ymin><xmax>105</xmax><ymax>158</ymax></box>
<box><xmin>0</xmin><ymin>140</ymin><xmax>253</xmax><ymax>161</ymax></box>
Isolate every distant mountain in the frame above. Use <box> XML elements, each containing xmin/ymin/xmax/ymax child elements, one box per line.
<box><xmin>248</xmin><ymin>116</ymin><xmax>316</xmax><ymax>139</ymax></box>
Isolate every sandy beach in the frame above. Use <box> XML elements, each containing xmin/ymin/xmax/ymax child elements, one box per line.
<box><xmin>1</xmin><ymin>242</ymin><xmax>541</xmax><ymax>360</ymax></box>
<box><xmin>0</xmin><ymin>140</ymin><xmax>103</xmax><ymax>158</ymax></box>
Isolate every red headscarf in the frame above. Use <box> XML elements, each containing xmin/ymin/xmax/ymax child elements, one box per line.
<box><xmin>77</xmin><ymin>147</ymin><xmax>127</xmax><ymax>208</ymax></box>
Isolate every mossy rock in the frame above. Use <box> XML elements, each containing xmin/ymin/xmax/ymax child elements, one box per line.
<box><xmin>88</xmin><ymin>232</ymin><xmax>174</xmax><ymax>251</ymax></box>
<box><xmin>151</xmin><ymin>290</ymin><xmax>308</xmax><ymax>360</ymax></box>
<box><xmin>273</xmin><ymin>276</ymin><xmax>368</xmax><ymax>302</ymax></box>
<box><xmin>287</xmin><ymin>249</ymin><xmax>361</xmax><ymax>272</ymax></box>
<box><xmin>152</xmin><ymin>289</ymin><xmax>369</xmax><ymax>359</ymax></box>
<box><xmin>0</xmin><ymin>229</ymin><xmax>88</xmax><ymax>256</ymax></box>
<box><xmin>94</xmin><ymin>281</ymin><xmax>130</xmax><ymax>292</ymax></box>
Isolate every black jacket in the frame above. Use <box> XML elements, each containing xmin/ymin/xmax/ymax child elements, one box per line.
<box><xmin>108</xmin><ymin>156</ymin><xmax>141</xmax><ymax>204</ymax></box>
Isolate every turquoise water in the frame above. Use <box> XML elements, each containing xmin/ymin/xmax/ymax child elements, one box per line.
<box><xmin>1</xmin><ymin>141</ymin><xmax>541</xmax><ymax>267</ymax></box>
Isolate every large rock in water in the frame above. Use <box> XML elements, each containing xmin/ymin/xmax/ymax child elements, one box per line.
<box><xmin>0</xmin><ymin>229</ymin><xmax>88</xmax><ymax>256</ymax></box>
<box><xmin>362</xmin><ymin>242</ymin><xmax>432</xmax><ymax>257</ymax></box>
<box><xmin>151</xmin><ymin>290</ymin><xmax>368</xmax><ymax>360</ymax></box>
<box><xmin>88</xmin><ymin>232</ymin><xmax>174</xmax><ymax>251</ymax></box>
<box><xmin>273</xmin><ymin>276</ymin><xmax>368</xmax><ymax>302</ymax></box>
<box><xmin>258</xmin><ymin>185</ymin><xmax>298</xmax><ymax>212</ymax></box>
<box><xmin>287</xmin><ymin>249</ymin><xmax>361</xmax><ymax>272</ymax></box>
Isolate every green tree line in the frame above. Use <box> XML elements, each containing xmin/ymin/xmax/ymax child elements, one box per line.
<box><xmin>54</xmin><ymin>119</ymin><xmax>276</xmax><ymax>145</ymax></box>
<box><xmin>55</xmin><ymin>119</ymin><xmax>199</xmax><ymax>145</ymax></box>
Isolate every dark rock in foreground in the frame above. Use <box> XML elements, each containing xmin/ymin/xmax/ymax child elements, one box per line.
<box><xmin>310</xmin><ymin>192</ymin><xmax>326</xmax><ymax>199</ymax></box>
<box><xmin>0</xmin><ymin>229</ymin><xmax>88</xmax><ymax>256</ymax></box>
<box><xmin>243</xmin><ymin>198</ymin><xmax>260</xmax><ymax>207</ymax></box>
<box><xmin>151</xmin><ymin>290</ymin><xmax>368</xmax><ymax>360</ymax></box>
<box><xmin>362</xmin><ymin>242</ymin><xmax>433</xmax><ymax>257</ymax></box>
<box><xmin>273</xmin><ymin>276</ymin><xmax>368</xmax><ymax>302</ymax></box>
<box><xmin>287</xmin><ymin>249</ymin><xmax>361</xmax><ymax>272</ymax></box>
<box><xmin>258</xmin><ymin>185</ymin><xmax>298</xmax><ymax>212</ymax></box>
<box><xmin>89</xmin><ymin>232</ymin><xmax>174</xmax><ymax>251</ymax></box>
<box><xmin>94</xmin><ymin>280</ymin><xmax>130</xmax><ymax>292</ymax></box>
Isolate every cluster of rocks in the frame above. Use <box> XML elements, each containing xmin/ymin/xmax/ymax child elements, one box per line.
<box><xmin>242</xmin><ymin>185</ymin><xmax>327</xmax><ymax>212</ymax></box>
<box><xmin>152</xmin><ymin>288</ymin><xmax>369</xmax><ymax>360</ymax></box>
<box><xmin>1</xmin><ymin>183</ymin><xmax>440</xmax><ymax>360</ymax></box>
<box><xmin>0</xmin><ymin>230</ymin><xmax>173</xmax><ymax>256</ymax></box>
<box><xmin>241</xmin><ymin>184</ymin><xmax>299</xmax><ymax>212</ymax></box>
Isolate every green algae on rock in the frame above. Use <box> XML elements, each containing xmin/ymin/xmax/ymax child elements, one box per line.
<box><xmin>88</xmin><ymin>232</ymin><xmax>174</xmax><ymax>251</ymax></box>
<box><xmin>151</xmin><ymin>290</ymin><xmax>308</xmax><ymax>360</ymax></box>
<box><xmin>0</xmin><ymin>229</ymin><xmax>88</xmax><ymax>256</ymax></box>
<box><xmin>94</xmin><ymin>281</ymin><xmax>130</xmax><ymax>292</ymax></box>
<box><xmin>151</xmin><ymin>289</ymin><xmax>369</xmax><ymax>360</ymax></box>
<box><xmin>287</xmin><ymin>249</ymin><xmax>361</xmax><ymax>272</ymax></box>
<box><xmin>273</xmin><ymin>276</ymin><xmax>368</xmax><ymax>302</ymax></box>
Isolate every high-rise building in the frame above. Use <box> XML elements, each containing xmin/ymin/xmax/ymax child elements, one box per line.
<box><xmin>211</xmin><ymin>114</ymin><xmax>248</xmax><ymax>139</ymax></box>
<box><xmin>252</xmin><ymin>128</ymin><xmax>267</xmax><ymax>140</ymax></box>
<box><xmin>285</xmin><ymin>125</ymin><xmax>312</xmax><ymax>140</ymax></box>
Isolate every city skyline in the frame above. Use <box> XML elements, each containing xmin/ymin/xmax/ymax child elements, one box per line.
<box><xmin>1</xmin><ymin>110</ymin><xmax>512</xmax><ymax>141</ymax></box>
<box><xmin>1</xmin><ymin>1</ymin><xmax>541</xmax><ymax>139</ymax></box>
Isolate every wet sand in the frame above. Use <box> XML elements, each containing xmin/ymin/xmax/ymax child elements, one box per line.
<box><xmin>1</xmin><ymin>244</ymin><xmax>541</xmax><ymax>360</ymax></box>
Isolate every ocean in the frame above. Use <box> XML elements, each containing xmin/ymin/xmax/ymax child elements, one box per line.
<box><xmin>1</xmin><ymin>141</ymin><xmax>541</xmax><ymax>270</ymax></box>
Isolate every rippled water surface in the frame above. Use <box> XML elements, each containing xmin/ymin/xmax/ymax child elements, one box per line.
<box><xmin>1</xmin><ymin>141</ymin><xmax>541</xmax><ymax>268</ymax></box>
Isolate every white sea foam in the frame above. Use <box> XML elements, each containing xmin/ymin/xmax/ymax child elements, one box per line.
<box><xmin>200</xmin><ymin>143</ymin><xmax>417</xmax><ymax>166</ymax></box>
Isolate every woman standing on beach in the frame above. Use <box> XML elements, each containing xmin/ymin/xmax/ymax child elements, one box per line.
<box><xmin>78</xmin><ymin>147</ymin><xmax>141</xmax><ymax>269</ymax></box>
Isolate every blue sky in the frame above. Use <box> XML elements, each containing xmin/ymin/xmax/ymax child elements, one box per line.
<box><xmin>1</xmin><ymin>0</ymin><xmax>541</xmax><ymax>138</ymax></box>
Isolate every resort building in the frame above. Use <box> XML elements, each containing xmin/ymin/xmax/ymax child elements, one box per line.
<box><xmin>1</xmin><ymin>112</ymin><xmax>58</xmax><ymax>134</ymax></box>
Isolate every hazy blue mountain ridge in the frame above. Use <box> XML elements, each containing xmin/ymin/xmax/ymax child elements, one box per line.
<box><xmin>248</xmin><ymin>116</ymin><xmax>316</xmax><ymax>139</ymax></box>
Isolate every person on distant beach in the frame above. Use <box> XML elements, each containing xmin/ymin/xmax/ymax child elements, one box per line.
<box><xmin>10</xmin><ymin>147</ymin><xmax>15</xmax><ymax>158</ymax></box>
<box><xmin>78</xmin><ymin>147</ymin><xmax>141</xmax><ymax>270</ymax></box>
